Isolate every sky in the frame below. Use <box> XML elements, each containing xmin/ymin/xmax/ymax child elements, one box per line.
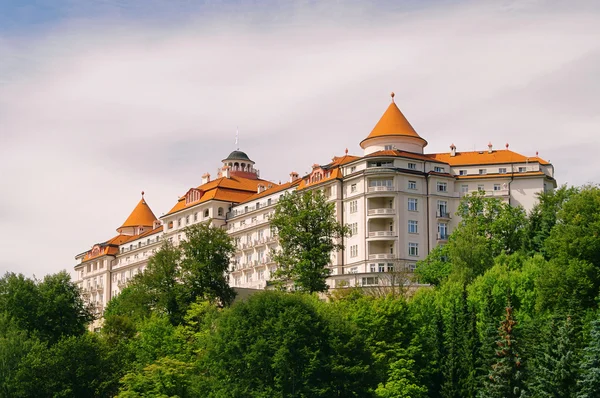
<box><xmin>1</xmin><ymin>0</ymin><xmax>599</xmax><ymax>278</ymax></box>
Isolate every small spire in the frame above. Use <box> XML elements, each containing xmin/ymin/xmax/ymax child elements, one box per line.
<box><xmin>505</xmin><ymin>142</ymin><xmax>509</xmax><ymax>150</ymax></box>
<box><xmin>390</xmin><ymin>92</ymin><xmax>395</xmax><ymax>102</ymax></box>
<box><xmin>345</xmin><ymin>148</ymin><xmax>348</xmax><ymax>155</ymax></box>
<box><xmin>536</xmin><ymin>151</ymin><xmax>539</xmax><ymax>156</ymax></box>
<box><xmin>141</xmin><ymin>191</ymin><xmax>145</xmax><ymax>197</ymax></box>
<box><xmin>236</xmin><ymin>127</ymin><xmax>239</xmax><ymax>150</ymax></box>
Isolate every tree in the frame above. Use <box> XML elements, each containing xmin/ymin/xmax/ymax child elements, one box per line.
<box><xmin>414</xmin><ymin>244</ymin><xmax>452</xmax><ymax>286</ymax></box>
<box><xmin>0</xmin><ymin>271</ymin><xmax>93</xmax><ymax>344</ymax></box>
<box><xmin>530</xmin><ymin>316</ymin><xmax>580</xmax><ymax>398</ymax></box>
<box><xmin>118</xmin><ymin>357</ymin><xmax>197</xmax><ymax>398</ymax></box>
<box><xmin>196</xmin><ymin>291</ymin><xmax>376</xmax><ymax>397</ymax></box>
<box><xmin>481</xmin><ymin>304</ymin><xmax>525</xmax><ymax>398</ymax></box>
<box><xmin>179</xmin><ymin>222</ymin><xmax>236</xmax><ymax>307</ymax></box>
<box><xmin>270</xmin><ymin>190</ymin><xmax>350</xmax><ymax>293</ymax></box>
<box><xmin>376</xmin><ymin>358</ymin><xmax>428</xmax><ymax>398</ymax></box>
<box><xmin>578</xmin><ymin>314</ymin><xmax>600</xmax><ymax>398</ymax></box>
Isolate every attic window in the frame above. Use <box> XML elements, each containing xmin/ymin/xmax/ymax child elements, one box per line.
<box><xmin>384</xmin><ymin>145</ymin><xmax>393</xmax><ymax>150</ymax></box>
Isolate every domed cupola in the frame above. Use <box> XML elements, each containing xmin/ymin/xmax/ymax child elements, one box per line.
<box><xmin>220</xmin><ymin>149</ymin><xmax>259</xmax><ymax>179</ymax></box>
<box><xmin>360</xmin><ymin>92</ymin><xmax>428</xmax><ymax>155</ymax></box>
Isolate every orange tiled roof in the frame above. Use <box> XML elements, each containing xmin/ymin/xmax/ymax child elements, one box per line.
<box><xmin>117</xmin><ymin>197</ymin><xmax>157</xmax><ymax>232</ymax></box>
<box><xmin>239</xmin><ymin>180</ymin><xmax>300</xmax><ymax>204</ymax></box>
<box><xmin>360</xmin><ymin>97</ymin><xmax>427</xmax><ymax>148</ymax></box>
<box><xmin>327</xmin><ymin>154</ymin><xmax>361</xmax><ymax>167</ymax></box>
<box><xmin>366</xmin><ymin>149</ymin><xmax>445</xmax><ymax>163</ymax></box>
<box><xmin>456</xmin><ymin>171</ymin><xmax>549</xmax><ymax>180</ymax></box>
<box><xmin>427</xmin><ymin>149</ymin><xmax>550</xmax><ymax>166</ymax></box>
<box><xmin>164</xmin><ymin>176</ymin><xmax>270</xmax><ymax>216</ymax></box>
<box><xmin>81</xmin><ymin>226</ymin><xmax>163</xmax><ymax>262</ymax></box>
<box><xmin>297</xmin><ymin>167</ymin><xmax>343</xmax><ymax>190</ymax></box>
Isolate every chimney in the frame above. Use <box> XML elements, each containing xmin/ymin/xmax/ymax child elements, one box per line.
<box><xmin>257</xmin><ymin>184</ymin><xmax>266</xmax><ymax>193</ymax></box>
<box><xmin>488</xmin><ymin>142</ymin><xmax>493</xmax><ymax>154</ymax></box>
<box><xmin>201</xmin><ymin>172</ymin><xmax>211</xmax><ymax>185</ymax></box>
<box><xmin>223</xmin><ymin>166</ymin><xmax>230</xmax><ymax>179</ymax></box>
<box><xmin>289</xmin><ymin>171</ymin><xmax>299</xmax><ymax>183</ymax></box>
<box><xmin>450</xmin><ymin>143</ymin><xmax>456</xmax><ymax>157</ymax></box>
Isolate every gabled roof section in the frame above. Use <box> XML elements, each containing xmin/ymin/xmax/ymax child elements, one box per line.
<box><xmin>164</xmin><ymin>176</ymin><xmax>271</xmax><ymax>217</ymax></box>
<box><xmin>427</xmin><ymin>149</ymin><xmax>550</xmax><ymax>166</ymax></box>
<box><xmin>366</xmin><ymin>149</ymin><xmax>446</xmax><ymax>163</ymax></box>
<box><xmin>360</xmin><ymin>94</ymin><xmax>427</xmax><ymax>148</ymax></box>
<box><xmin>297</xmin><ymin>167</ymin><xmax>343</xmax><ymax>190</ymax></box>
<box><xmin>239</xmin><ymin>180</ymin><xmax>300</xmax><ymax>204</ymax></box>
<box><xmin>117</xmin><ymin>195</ymin><xmax>157</xmax><ymax>233</ymax></box>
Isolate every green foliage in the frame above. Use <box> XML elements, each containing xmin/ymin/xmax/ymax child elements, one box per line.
<box><xmin>0</xmin><ymin>271</ymin><xmax>93</xmax><ymax>344</ymax></box>
<box><xmin>376</xmin><ymin>358</ymin><xmax>428</xmax><ymax>398</ymax></box>
<box><xmin>118</xmin><ymin>357</ymin><xmax>197</xmax><ymax>398</ymax></box>
<box><xmin>179</xmin><ymin>222</ymin><xmax>237</xmax><ymax>307</ymax></box>
<box><xmin>578</xmin><ymin>314</ymin><xmax>600</xmax><ymax>397</ymax></box>
<box><xmin>529</xmin><ymin>316</ymin><xmax>580</xmax><ymax>398</ymax></box>
<box><xmin>197</xmin><ymin>291</ymin><xmax>376</xmax><ymax>397</ymax></box>
<box><xmin>415</xmin><ymin>244</ymin><xmax>451</xmax><ymax>286</ymax></box>
<box><xmin>270</xmin><ymin>190</ymin><xmax>350</xmax><ymax>293</ymax></box>
<box><xmin>481</xmin><ymin>305</ymin><xmax>525</xmax><ymax>398</ymax></box>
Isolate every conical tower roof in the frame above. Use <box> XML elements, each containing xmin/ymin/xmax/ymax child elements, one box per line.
<box><xmin>117</xmin><ymin>193</ymin><xmax>157</xmax><ymax>234</ymax></box>
<box><xmin>360</xmin><ymin>93</ymin><xmax>427</xmax><ymax>149</ymax></box>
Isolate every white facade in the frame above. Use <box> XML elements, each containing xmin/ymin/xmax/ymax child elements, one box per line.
<box><xmin>75</xmin><ymin>96</ymin><xmax>556</xmax><ymax>318</ymax></box>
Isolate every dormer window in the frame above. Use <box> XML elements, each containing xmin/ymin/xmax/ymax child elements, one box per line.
<box><xmin>185</xmin><ymin>189</ymin><xmax>202</xmax><ymax>205</ymax></box>
<box><xmin>384</xmin><ymin>145</ymin><xmax>393</xmax><ymax>150</ymax></box>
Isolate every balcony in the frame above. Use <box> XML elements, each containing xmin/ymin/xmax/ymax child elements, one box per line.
<box><xmin>368</xmin><ymin>253</ymin><xmax>396</xmax><ymax>260</ymax></box>
<box><xmin>437</xmin><ymin>233</ymin><xmax>449</xmax><ymax>241</ymax></box>
<box><xmin>367</xmin><ymin>208</ymin><xmax>396</xmax><ymax>216</ymax></box>
<box><xmin>368</xmin><ymin>186</ymin><xmax>395</xmax><ymax>193</ymax></box>
<box><xmin>367</xmin><ymin>231</ymin><xmax>397</xmax><ymax>239</ymax></box>
<box><xmin>436</xmin><ymin>211</ymin><xmax>451</xmax><ymax>219</ymax></box>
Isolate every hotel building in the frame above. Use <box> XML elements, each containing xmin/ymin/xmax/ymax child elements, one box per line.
<box><xmin>74</xmin><ymin>94</ymin><xmax>556</xmax><ymax>317</ymax></box>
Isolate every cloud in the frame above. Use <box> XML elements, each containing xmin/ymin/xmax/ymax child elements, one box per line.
<box><xmin>0</xmin><ymin>0</ymin><xmax>599</xmax><ymax>277</ymax></box>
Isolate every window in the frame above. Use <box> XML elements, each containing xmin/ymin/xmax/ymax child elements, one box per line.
<box><xmin>437</xmin><ymin>200</ymin><xmax>448</xmax><ymax>217</ymax></box>
<box><xmin>349</xmin><ymin>200</ymin><xmax>358</xmax><ymax>213</ymax></box>
<box><xmin>408</xmin><ymin>198</ymin><xmax>418</xmax><ymax>211</ymax></box>
<box><xmin>204</xmin><ymin>209</ymin><xmax>209</xmax><ymax>218</ymax></box>
<box><xmin>408</xmin><ymin>180</ymin><xmax>417</xmax><ymax>190</ymax></box>
<box><xmin>434</xmin><ymin>166</ymin><xmax>445</xmax><ymax>173</ymax></box>
<box><xmin>368</xmin><ymin>160</ymin><xmax>393</xmax><ymax>168</ymax></box>
<box><xmin>362</xmin><ymin>277</ymin><xmax>379</xmax><ymax>286</ymax></box>
<box><xmin>461</xmin><ymin>184</ymin><xmax>468</xmax><ymax>193</ymax></box>
<box><xmin>369</xmin><ymin>179</ymin><xmax>393</xmax><ymax>189</ymax></box>
<box><xmin>494</xmin><ymin>184</ymin><xmax>502</xmax><ymax>191</ymax></box>
<box><xmin>387</xmin><ymin>263</ymin><xmax>395</xmax><ymax>273</ymax></box>
<box><xmin>350</xmin><ymin>245</ymin><xmax>358</xmax><ymax>258</ymax></box>
<box><xmin>245</xmin><ymin>273</ymin><xmax>253</xmax><ymax>283</ymax></box>
<box><xmin>437</xmin><ymin>182</ymin><xmax>447</xmax><ymax>192</ymax></box>
<box><xmin>408</xmin><ymin>242</ymin><xmax>419</xmax><ymax>257</ymax></box>
<box><xmin>246</xmin><ymin>254</ymin><xmax>252</xmax><ymax>264</ymax></box>
<box><xmin>350</xmin><ymin>166</ymin><xmax>356</xmax><ymax>173</ymax></box>
<box><xmin>370</xmin><ymin>264</ymin><xmax>376</xmax><ymax>273</ymax></box>
<box><xmin>499</xmin><ymin>167</ymin><xmax>507</xmax><ymax>174</ymax></box>
<box><xmin>218</xmin><ymin>207</ymin><xmax>224</xmax><ymax>217</ymax></box>
<box><xmin>384</xmin><ymin>144</ymin><xmax>393</xmax><ymax>150</ymax></box>
<box><xmin>178</xmin><ymin>218</ymin><xmax>182</xmax><ymax>227</ymax></box>
<box><xmin>459</xmin><ymin>170</ymin><xmax>467</xmax><ymax>175</ymax></box>
<box><xmin>194</xmin><ymin>212</ymin><xmax>198</xmax><ymax>221</ymax></box>
<box><xmin>251</xmin><ymin>216</ymin><xmax>257</xmax><ymax>223</ymax></box>
<box><xmin>438</xmin><ymin>223</ymin><xmax>448</xmax><ymax>239</ymax></box>
<box><xmin>477</xmin><ymin>184</ymin><xmax>485</xmax><ymax>191</ymax></box>
<box><xmin>258</xmin><ymin>270</ymin><xmax>265</xmax><ymax>281</ymax></box>
<box><xmin>518</xmin><ymin>167</ymin><xmax>527</xmax><ymax>173</ymax></box>
<box><xmin>479</xmin><ymin>169</ymin><xmax>487</xmax><ymax>175</ymax></box>
<box><xmin>185</xmin><ymin>215</ymin><xmax>189</xmax><ymax>224</ymax></box>
<box><xmin>349</xmin><ymin>222</ymin><xmax>358</xmax><ymax>236</ymax></box>
<box><xmin>408</xmin><ymin>162</ymin><xmax>416</xmax><ymax>170</ymax></box>
<box><xmin>351</xmin><ymin>184</ymin><xmax>357</xmax><ymax>193</ymax></box>
<box><xmin>406</xmin><ymin>263</ymin><xmax>417</xmax><ymax>272</ymax></box>
<box><xmin>408</xmin><ymin>220</ymin><xmax>418</xmax><ymax>234</ymax></box>
<box><xmin>379</xmin><ymin>263</ymin><xmax>385</xmax><ymax>273</ymax></box>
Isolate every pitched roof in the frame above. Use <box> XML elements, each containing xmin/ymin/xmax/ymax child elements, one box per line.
<box><xmin>117</xmin><ymin>197</ymin><xmax>157</xmax><ymax>232</ymax></box>
<box><xmin>297</xmin><ymin>168</ymin><xmax>343</xmax><ymax>190</ymax></box>
<box><xmin>427</xmin><ymin>149</ymin><xmax>550</xmax><ymax>166</ymax></box>
<box><xmin>239</xmin><ymin>180</ymin><xmax>300</xmax><ymax>204</ymax></box>
<box><xmin>360</xmin><ymin>97</ymin><xmax>427</xmax><ymax>148</ymax></box>
<box><xmin>164</xmin><ymin>176</ymin><xmax>271</xmax><ymax>216</ymax></box>
<box><xmin>82</xmin><ymin>226</ymin><xmax>163</xmax><ymax>262</ymax></box>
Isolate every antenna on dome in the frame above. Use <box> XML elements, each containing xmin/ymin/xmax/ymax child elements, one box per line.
<box><xmin>235</xmin><ymin>127</ymin><xmax>239</xmax><ymax>150</ymax></box>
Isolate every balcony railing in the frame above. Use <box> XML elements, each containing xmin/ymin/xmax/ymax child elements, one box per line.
<box><xmin>436</xmin><ymin>211</ymin><xmax>451</xmax><ymax>219</ymax></box>
<box><xmin>367</xmin><ymin>186</ymin><xmax>395</xmax><ymax>192</ymax></box>
<box><xmin>437</xmin><ymin>233</ymin><xmax>449</xmax><ymax>240</ymax></box>
<box><xmin>367</xmin><ymin>208</ymin><xmax>395</xmax><ymax>216</ymax></box>
<box><xmin>368</xmin><ymin>231</ymin><xmax>397</xmax><ymax>238</ymax></box>
<box><xmin>368</xmin><ymin>254</ymin><xmax>396</xmax><ymax>260</ymax></box>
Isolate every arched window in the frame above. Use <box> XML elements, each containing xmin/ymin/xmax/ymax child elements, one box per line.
<box><xmin>204</xmin><ymin>209</ymin><xmax>209</xmax><ymax>218</ymax></box>
<box><xmin>218</xmin><ymin>207</ymin><xmax>224</xmax><ymax>217</ymax></box>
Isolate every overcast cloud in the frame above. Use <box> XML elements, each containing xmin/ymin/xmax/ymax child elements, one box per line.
<box><xmin>0</xmin><ymin>0</ymin><xmax>599</xmax><ymax>277</ymax></box>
